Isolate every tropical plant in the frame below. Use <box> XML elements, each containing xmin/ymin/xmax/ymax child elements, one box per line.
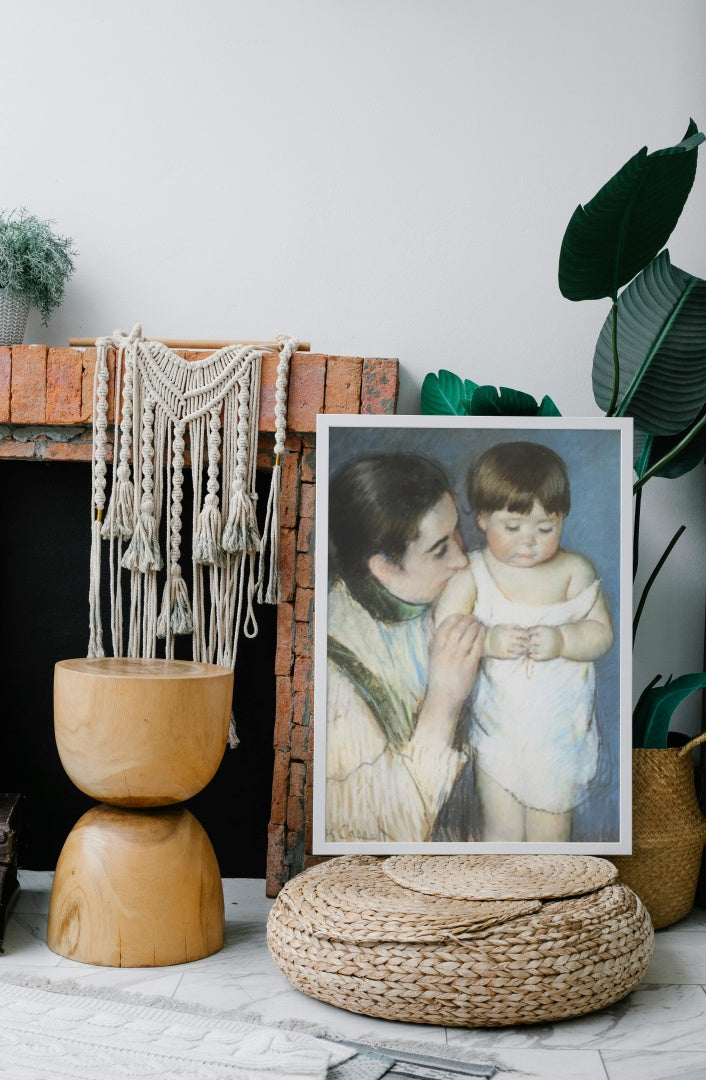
<box><xmin>0</xmin><ymin>209</ymin><xmax>76</xmax><ymax>323</ymax></box>
<box><xmin>423</xmin><ymin>121</ymin><xmax>706</xmax><ymax>748</ymax></box>
<box><xmin>558</xmin><ymin>120</ymin><xmax>706</xmax><ymax>748</ymax></box>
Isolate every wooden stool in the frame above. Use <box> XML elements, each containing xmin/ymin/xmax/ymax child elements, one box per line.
<box><xmin>47</xmin><ymin>658</ymin><xmax>233</xmax><ymax>967</ymax></box>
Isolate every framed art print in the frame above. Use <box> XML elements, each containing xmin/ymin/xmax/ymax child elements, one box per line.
<box><xmin>312</xmin><ymin>415</ymin><xmax>633</xmax><ymax>855</ymax></box>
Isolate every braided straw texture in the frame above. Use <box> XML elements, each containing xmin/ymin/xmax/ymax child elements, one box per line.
<box><xmin>267</xmin><ymin>855</ymin><xmax>653</xmax><ymax>1027</ymax></box>
<box><xmin>273</xmin><ymin>856</ymin><xmax>540</xmax><ymax>943</ymax></box>
<box><xmin>382</xmin><ymin>853</ymin><xmax>617</xmax><ymax>900</ymax></box>
<box><xmin>610</xmin><ymin>737</ymin><xmax>706</xmax><ymax>929</ymax></box>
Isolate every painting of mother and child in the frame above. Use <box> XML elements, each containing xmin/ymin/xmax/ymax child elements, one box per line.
<box><xmin>313</xmin><ymin>416</ymin><xmax>633</xmax><ymax>854</ymax></box>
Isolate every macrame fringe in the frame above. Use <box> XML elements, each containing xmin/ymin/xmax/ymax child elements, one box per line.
<box><xmin>194</xmin><ymin>498</ymin><xmax>224</xmax><ymax>566</ymax></box>
<box><xmin>122</xmin><ymin>503</ymin><xmax>163</xmax><ymax>573</ymax></box>
<box><xmin>157</xmin><ymin>571</ymin><xmax>194</xmax><ymax>638</ymax></box>
<box><xmin>88</xmin><ymin>326</ymin><xmax>296</xmax><ymax>751</ymax></box>
<box><xmin>258</xmin><ymin>462</ymin><xmax>282</xmax><ymax>604</ymax></box>
<box><xmin>101</xmin><ymin>472</ymin><xmax>135</xmax><ymax>540</ymax></box>
<box><xmin>222</xmin><ymin>489</ymin><xmax>260</xmax><ymax>555</ymax></box>
<box><xmin>87</xmin><ymin>518</ymin><xmax>105</xmax><ymax>658</ymax></box>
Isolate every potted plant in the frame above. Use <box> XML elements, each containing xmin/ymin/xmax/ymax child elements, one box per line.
<box><xmin>0</xmin><ymin>209</ymin><xmax>76</xmax><ymax>345</ymax></box>
<box><xmin>422</xmin><ymin>120</ymin><xmax>706</xmax><ymax>926</ymax></box>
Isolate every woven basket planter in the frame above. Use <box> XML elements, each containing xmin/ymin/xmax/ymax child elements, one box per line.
<box><xmin>610</xmin><ymin>733</ymin><xmax>706</xmax><ymax>930</ymax></box>
<box><xmin>0</xmin><ymin>290</ymin><xmax>30</xmax><ymax>346</ymax></box>
<box><xmin>267</xmin><ymin>854</ymin><xmax>653</xmax><ymax>1027</ymax></box>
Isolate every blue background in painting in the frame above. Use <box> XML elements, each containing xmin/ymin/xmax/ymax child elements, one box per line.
<box><xmin>327</xmin><ymin>423</ymin><xmax>624</xmax><ymax>843</ymax></box>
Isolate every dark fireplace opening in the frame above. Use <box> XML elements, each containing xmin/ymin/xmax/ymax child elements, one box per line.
<box><xmin>0</xmin><ymin>459</ymin><xmax>276</xmax><ymax>877</ymax></box>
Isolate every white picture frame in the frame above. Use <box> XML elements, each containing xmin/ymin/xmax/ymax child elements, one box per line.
<box><xmin>313</xmin><ymin>414</ymin><xmax>633</xmax><ymax>855</ymax></box>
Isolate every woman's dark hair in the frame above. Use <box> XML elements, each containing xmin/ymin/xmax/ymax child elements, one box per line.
<box><xmin>329</xmin><ymin>452</ymin><xmax>452</xmax><ymax>583</ymax></box>
<box><xmin>467</xmin><ymin>441</ymin><xmax>570</xmax><ymax>518</ymax></box>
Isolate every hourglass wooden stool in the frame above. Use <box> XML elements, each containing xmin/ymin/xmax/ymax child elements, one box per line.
<box><xmin>47</xmin><ymin>658</ymin><xmax>233</xmax><ymax>967</ymax></box>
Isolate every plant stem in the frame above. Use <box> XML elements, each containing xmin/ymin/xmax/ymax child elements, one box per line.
<box><xmin>633</xmin><ymin>486</ymin><xmax>642</xmax><ymax>582</ymax></box>
<box><xmin>633</xmin><ymin>524</ymin><xmax>686</xmax><ymax>643</ymax></box>
<box><xmin>606</xmin><ymin>302</ymin><xmax>620</xmax><ymax>417</ymax></box>
<box><xmin>633</xmin><ymin>410</ymin><xmax>706</xmax><ymax>492</ymax></box>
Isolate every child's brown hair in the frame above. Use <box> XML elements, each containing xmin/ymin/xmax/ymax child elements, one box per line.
<box><xmin>467</xmin><ymin>441</ymin><xmax>570</xmax><ymax>518</ymax></box>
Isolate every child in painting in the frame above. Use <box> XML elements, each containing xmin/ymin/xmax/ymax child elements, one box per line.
<box><xmin>435</xmin><ymin>441</ymin><xmax>614</xmax><ymax>843</ymax></box>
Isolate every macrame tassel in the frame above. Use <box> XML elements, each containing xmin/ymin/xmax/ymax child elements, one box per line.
<box><xmin>101</xmin><ymin>468</ymin><xmax>135</xmax><ymax>540</ymax></box>
<box><xmin>222</xmin><ymin>489</ymin><xmax>261</xmax><ymax>554</ymax></box>
<box><xmin>195</xmin><ymin>405</ymin><xmax>225</xmax><ymax>566</ymax></box>
<box><xmin>87</xmin><ymin>518</ymin><xmax>105</xmax><ymax>657</ymax></box>
<box><xmin>157</xmin><ymin>569</ymin><xmax>194</xmax><ymax>637</ymax></box>
<box><xmin>228</xmin><ymin>711</ymin><xmax>240</xmax><ymax>750</ymax></box>
<box><xmin>122</xmin><ymin>498</ymin><xmax>163</xmax><ymax>573</ymax></box>
<box><xmin>258</xmin><ymin>460</ymin><xmax>282</xmax><ymax>604</ymax></box>
<box><xmin>194</xmin><ymin>495</ymin><xmax>224</xmax><ymax>566</ymax></box>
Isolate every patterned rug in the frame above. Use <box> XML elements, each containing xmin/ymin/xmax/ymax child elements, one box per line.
<box><xmin>0</xmin><ymin>975</ymin><xmax>356</xmax><ymax>1079</ymax></box>
<box><xmin>0</xmin><ymin>975</ymin><xmax>497</xmax><ymax>1078</ymax></box>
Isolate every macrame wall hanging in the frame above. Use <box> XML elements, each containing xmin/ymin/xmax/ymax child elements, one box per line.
<box><xmin>88</xmin><ymin>325</ymin><xmax>297</xmax><ymax>745</ymax></box>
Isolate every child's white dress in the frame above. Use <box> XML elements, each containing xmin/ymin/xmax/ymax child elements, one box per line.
<box><xmin>469</xmin><ymin>550</ymin><xmax>600</xmax><ymax>814</ymax></box>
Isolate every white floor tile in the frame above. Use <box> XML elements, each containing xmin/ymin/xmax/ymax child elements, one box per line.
<box><xmin>602</xmin><ymin>1049</ymin><xmax>706</xmax><ymax>1079</ymax></box>
<box><xmin>4</xmin><ymin>874</ymin><xmax>706</xmax><ymax>1073</ymax></box>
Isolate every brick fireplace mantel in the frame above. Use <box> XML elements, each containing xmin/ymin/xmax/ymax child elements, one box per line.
<box><xmin>0</xmin><ymin>343</ymin><xmax>399</xmax><ymax>895</ymax></box>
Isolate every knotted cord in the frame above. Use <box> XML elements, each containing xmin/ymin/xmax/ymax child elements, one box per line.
<box><xmin>89</xmin><ymin>325</ymin><xmax>296</xmax><ymax>745</ymax></box>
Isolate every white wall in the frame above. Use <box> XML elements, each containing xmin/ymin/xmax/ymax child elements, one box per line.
<box><xmin>3</xmin><ymin>0</ymin><xmax>705</xmax><ymax>726</ymax></box>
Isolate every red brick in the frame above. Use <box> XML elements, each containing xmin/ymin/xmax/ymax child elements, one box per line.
<box><xmin>300</xmin><ymin>442</ymin><xmax>316</xmax><ymax>483</ymax></box>
<box><xmin>295</xmin><ymin>620</ymin><xmax>312</xmax><ymax>660</ymax></box>
<box><xmin>361</xmin><ymin>358</ymin><xmax>399</xmax><ymax>414</ymax></box>
<box><xmin>0</xmin><ymin>439</ymin><xmax>35</xmax><ymax>458</ymax></box>
<box><xmin>293</xmin><ymin>657</ymin><xmax>312</xmax><ymax>694</ymax></box>
<box><xmin>286</xmin><ymin>795</ymin><xmax>304</xmax><ymax>834</ymax></box>
<box><xmin>41</xmin><ymin>441</ymin><xmax>96</xmax><ymax>462</ymax></box>
<box><xmin>278</xmin><ymin>528</ymin><xmax>297</xmax><ymax>603</ymax></box>
<box><xmin>299</xmin><ymin>481</ymin><xmax>316</xmax><ymax>520</ymax></box>
<box><xmin>269</xmin><ymin>750</ymin><xmax>290</xmax><ymax>826</ymax></box>
<box><xmin>265</xmin><ymin>824</ymin><xmax>286</xmax><ymax>897</ymax></box>
<box><xmin>46</xmin><ymin>348</ymin><xmax>83</xmax><ymax>423</ymax></box>
<box><xmin>304</xmin><ymin>768</ymin><xmax>315</xmax><ymax>853</ymax></box>
<box><xmin>288</xmin><ymin>355</ymin><xmax>326</xmax><ymax>432</ymax></box>
<box><xmin>274</xmin><ymin>602</ymin><xmax>295</xmax><ymax>676</ymax></box>
<box><xmin>79</xmin><ymin>347</ymin><xmax>116</xmax><ymax>421</ymax></box>
<box><xmin>279</xmin><ymin>449</ymin><xmax>301</xmax><ymax>528</ymax></box>
<box><xmin>289</xmin><ymin>761</ymin><xmax>306</xmax><ymax>800</ymax></box>
<box><xmin>80</xmin><ymin>348</ymin><xmax>96</xmax><ymax>421</ymax></box>
<box><xmin>292</xmin><ymin>689</ymin><xmax>310</xmax><ymax>728</ymax></box>
<box><xmin>324</xmin><ymin>356</ymin><xmax>363</xmax><ymax>413</ymax></box>
<box><xmin>295</xmin><ymin>552</ymin><xmax>314</xmax><ymax>590</ymax></box>
<box><xmin>297</xmin><ymin>515</ymin><xmax>314</xmax><ymax>554</ymax></box>
<box><xmin>11</xmin><ymin>345</ymin><xmax>46</xmax><ymax>422</ymax></box>
<box><xmin>290</xmin><ymin>724</ymin><xmax>309</xmax><ymax>763</ymax></box>
<box><xmin>0</xmin><ymin>348</ymin><xmax>10</xmax><ymax>422</ymax></box>
<box><xmin>294</xmin><ymin>586</ymin><xmax>314</xmax><ymax>624</ymax></box>
<box><xmin>273</xmin><ymin>676</ymin><xmax>293</xmax><ymax>749</ymax></box>
<box><xmin>259</xmin><ymin>352</ymin><xmax>326</xmax><ymax>435</ymax></box>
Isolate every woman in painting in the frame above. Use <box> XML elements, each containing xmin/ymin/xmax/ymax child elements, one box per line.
<box><xmin>325</xmin><ymin>452</ymin><xmax>483</xmax><ymax>844</ymax></box>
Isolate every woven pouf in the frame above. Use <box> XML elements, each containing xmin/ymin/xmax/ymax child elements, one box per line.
<box><xmin>266</xmin><ymin>855</ymin><xmax>654</xmax><ymax>1027</ymax></box>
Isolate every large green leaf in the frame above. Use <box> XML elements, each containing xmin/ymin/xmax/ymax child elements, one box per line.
<box><xmin>559</xmin><ymin>120</ymin><xmax>704</xmax><ymax>301</ymax></box>
<box><xmin>421</xmin><ymin>370</ymin><xmax>477</xmax><ymax>415</ymax></box>
<box><xmin>634</xmin><ymin>407</ymin><xmax>706</xmax><ymax>479</ymax></box>
<box><xmin>633</xmin><ymin>672</ymin><xmax>706</xmax><ymax>748</ymax></box>
<box><xmin>592</xmin><ymin>251</ymin><xmax>706</xmax><ymax>434</ymax></box>
<box><xmin>469</xmin><ymin>385</ymin><xmax>562</xmax><ymax>416</ymax></box>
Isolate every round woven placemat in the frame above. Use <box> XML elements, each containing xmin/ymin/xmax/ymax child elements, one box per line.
<box><xmin>382</xmin><ymin>853</ymin><xmax>618</xmax><ymax>899</ymax></box>
<box><xmin>277</xmin><ymin>856</ymin><xmax>540</xmax><ymax>943</ymax></box>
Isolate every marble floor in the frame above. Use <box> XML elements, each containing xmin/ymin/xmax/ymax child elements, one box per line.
<box><xmin>2</xmin><ymin>871</ymin><xmax>706</xmax><ymax>1079</ymax></box>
